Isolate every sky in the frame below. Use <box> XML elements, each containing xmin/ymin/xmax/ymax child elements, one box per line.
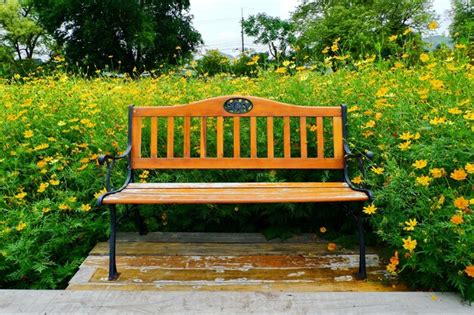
<box><xmin>190</xmin><ymin>0</ymin><xmax>454</xmax><ymax>56</ymax></box>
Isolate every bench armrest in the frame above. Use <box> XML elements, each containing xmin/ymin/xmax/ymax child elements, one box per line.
<box><xmin>97</xmin><ymin>146</ymin><xmax>133</xmax><ymax>206</ymax></box>
<box><xmin>344</xmin><ymin>144</ymin><xmax>374</xmax><ymax>200</ymax></box>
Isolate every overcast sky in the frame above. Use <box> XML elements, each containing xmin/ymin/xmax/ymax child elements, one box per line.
<box><xmin>190</xmin><ymin>0</ymin><xmax>453</xmax><ymax>56</ymax></box>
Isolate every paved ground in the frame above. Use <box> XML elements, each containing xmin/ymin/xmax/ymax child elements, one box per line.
<box><xmin>0</xmin><ymin>290</ymin><xmax>471</xmax><ymax>314</ymax></box>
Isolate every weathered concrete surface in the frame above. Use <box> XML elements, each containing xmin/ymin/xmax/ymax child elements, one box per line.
<box><xmin>0</xmin><ymin>290</ymin><xmax>471</xmax><ymax>314</ymax></box>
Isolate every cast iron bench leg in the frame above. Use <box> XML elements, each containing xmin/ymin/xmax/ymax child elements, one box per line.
<box><xmin>133</xmin><ymin>205</ymin><xmax>148</xmax><ymax>235</ymax></box>
<box><xmin>356</xmin><ymin>210</ymin><xmax>367</xmax><ymax>280</ymax></box>
<box><xmin>108</xmin><ymin>204</ymin><xmax>119</xmax><ymax>280</ymax></box>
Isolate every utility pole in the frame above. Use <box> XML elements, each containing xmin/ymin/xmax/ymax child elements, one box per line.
<box><xmin>241</xmin><ymin>8</ymin><xmax>245</xmax><ymax>53</ymax></box>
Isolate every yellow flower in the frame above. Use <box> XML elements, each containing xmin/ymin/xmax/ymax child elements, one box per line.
<box><xmin>320</xmin><ymin>227</ymin><xmax>327</xmax><ymax>233</ymax></box>
<box><xmin>42</xmin><ymin>207</ymin><xmax>51</xmax><ymax>214</ymax></box>
<box><xmin>37</xmin><ymin>160</ymin><xmax>47</xmax><ymax>168</ymax></box>
<box><xmin>16</xmin><ymin>222</ymin><xmax>27</xmax><ymax>231</ymax></box>
<box><xmin>429</xmin><ymin>79</ymin><xmax>444</xmax><ymax>90</ymax></box>
<box><xmin>37</xmin><ymin>182</ymin><xmax>49</xmax><ymax>193</ymax></box>
<box><xmin>352</xmin><ymin>176</ymin><xmax>364</xmax><ymax>185</ymax></box>
<box><xmin>427</xmin><ymin>21</ymin><xmax>438</xmax><ymax>30</ymax></box>
<box><xmin>282</xmin><ymin>60</ymin><xmax>291</xmax><ymax>67</ymax></box>
<box><xmin>455</xmin><ymin>44</ymin><xmax>466</xmax><ymax>49</ymax></box>
<box><xmin>386</xmin><ymin>263</ymin><xmax>397</xmax><ymax>273</ymax></box>
<box><xmin>450</xmin><ymin>169</ymin><xmax>467</xmax><ymax>181</ymax></box>
<box><xmin>371</xmin><ymin>167</ymin><xmax>384</xmax><ymax>175</ymax></box>
<box><xmin>448</xmin><ymin>107</ymin><xmax>462</xmax><ymax>115</ymax></box>
<box><xmin>453</xmin><ymin>197</ymin><xmax>469</xmax><ymax>210</ymax></box>
<box><xmin>389</xmin><ymin>35</ymin><xmax>398</xmax><ymax>42</ymax></box>
<box><xmin>363</xmin><ymin>204</ymin><xmax>377</xmax><ymax>215</ymax></box>
<box><xmin>24</xmin><ymin>130</ymin><xmax>34</xmax><ymax>138</ymax></box>
<box><xmin>398</xmin><ymin>141</ymin><xmax>412</xmax><ymax>151</ymax></box>
<box><xmin>402</xmin><ymin>236</ymin><xmax>417</xmax><ymax>252</ymax></box>
<box><xmin>399</xmin><ymin>132</ymin><xmax>414</xmax><ymax>141</ymax></box>
<box><xmin>15</xmin><ymin>192</ymin><xmax>27</xmax><ymax>200</ymax></box>
<box><xmin>49</xmin><ymin>179</ymin><xmax>60</xmax><ymax>186</ymax></box>
<box><xmin>322</xmin><ymin>46</ymin><xmax>329</xmax><ymax>54</ymax></box>
<box><xmin>419</xmin><ymin>53</ymin><xmax>430</xmax><ymax>63</ymax></box>
<box><xmin>139</xmin><ymin>170</ymin><xmax>149</xmax><ymax>179</ymax></box>
<box><xmin>327</xmin><ymin>243</ymin><xmax>337</xmax><ymax>251</ymax></box>
<box><xmin>364</xmin><ymin>120</ymin><xmax>376</xmax><ymax>128</ymax></box>
<box><xmin>403</xmin><ymin>218</ymin><xmax>417</xmax><ymax>231</ymax></box>
<box><xmin>416</xmin><ymin>176</ymin><xmax>431</xmax><ymax>187</ymax></box>
<box><xmin>450</xmin><ymin>214</ymin><xmax>463</xmax><ymax>225</ymax></box>
<box><xmin>403</xmin><ymin>27</ymin><xmax>413</xmax><ymax>35</ymax></box>
<box><xmin>412</xmin><ymin>160</ymin><xmax>427</xmax><ymax>169</ymax></box>
<box><xmin>429</xmin><ymin>168</ymin><xmax>446</xmax><ymax>178</ymax></box>
<box><xmin>331</xmin><ymin>43</ymin><xmax>338</xmax><ymax>52</ymax></box>
<box><xmin>58</xmin><ymin>204</ymin><xmax>71</xmax><ymax>211</ymax></box>
<box><xmin>465</xmin><ymin>266</ymin><xmax>474</xmax><ymax>278</ymax></box>
<box><xmin>33</xmin><ymin>143</ymin><xmax>49</xmax><ymax>151</ymax></box>
<box><xmin>94</xmin><ymin>188</ymin><xmax>107</xmax><ymax>199</ymax></box>
<box><xmin>80</xmin><ymin>204</ymin><xmax>92</xmax><ymax>212</ymax></box>
<box><xmin>275</xmin><ymin>67</ymin><xmax>287</xmax><ymax>74</ymax></box>
<box><xmin>465</xmin><ymin>163</ymin><xmax>474</xmax><ymax>174</ymax></box>
<box><xmin>375</xmin><ymin>87</ymin><xmax>388</xmax><ymax>97</ymax></box>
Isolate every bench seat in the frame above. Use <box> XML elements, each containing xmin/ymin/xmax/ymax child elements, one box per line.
<box><xmin>101</xmin><ymin>182</ymin><xmax>369</xmax><ymax>204</ymax></box>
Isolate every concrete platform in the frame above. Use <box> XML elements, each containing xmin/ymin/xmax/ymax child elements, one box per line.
<box><xmin>68</xmin><ymin>232</ymin><xmax>406</xmax><ymax>292</ymax></box>
<box><xmin>0</xmin><ymin>290</ymin><xmax>471</xmax><ymax>314</ymax></box>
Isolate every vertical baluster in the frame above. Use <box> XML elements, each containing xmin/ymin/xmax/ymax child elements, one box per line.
<box><xmin>167</xmin><ymin>117</ymin><xmax>174</xmax><ymax>158</ymax></box>
<box><xmin>132</xmin><ymin>116</ymin><xmax>142</xmax><ymax>159</ymax></box>
<box><xmin>183</xmin><ymin>116</ymin><xmax>191</xmax><ymax>158</ymax></box>
<box><xmin>233</xmin><ymin>117</ymin><xmax>240</xmax><ymax>158</ymax></box>
<box><xmin>333</xmin><ymin>116</ymin><xmax>343</xmax><ymax>159</ymax></box>
<box><xmin>150</xmin><ymin>117</ymin><xmax>157</xmax><ymax>158</ymax></box>
<box><xmin>200</xmin><ymin>117</ymin><xmax>207</xmax><ymax>158</ymax></box>
<box><xmin>283</xmin><ymin>117</ymin><xmax>291</xmax><ymax>158</ymax></box>
<box><xmin>317</xmin><ymin>117</ymin><xmax>324</xmax><ymax>158</ymax></box>
<box><xmin>300</xmin><ymin>117</ymin><xmax>307</xmax><ymax>158</ymax></box>
<box><xmin>217</xmin><ymin>117</ymin><xmax>224</xmax><ymax>158</ymax></box>
<box><xmin>250</xmin><ymin>116</ymin><xmax>257</xmax><ymax>158</ymax></box>
<box><xmin>267</xmin><ymin>117</ymin><xmax>274</xmax><ymax>158</ymax></box>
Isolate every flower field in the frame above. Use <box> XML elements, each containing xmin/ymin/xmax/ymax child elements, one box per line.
<box><xmin>1</xmin><ymin>48</ymin><xmax>473</xmax><ymax>299</ymax></box>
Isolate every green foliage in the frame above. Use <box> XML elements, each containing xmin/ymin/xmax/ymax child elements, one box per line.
<box><xmin>196</xmin><ymin>49</ymin><xmax>231</xmax><ymax>76</ymax></box>
<box><xmin>292</xmin><ymin>0</ymin><xmax>433</xmax><ymax>60</ymax></box>
<box><xmin>0</xmin><ymin>46</ymin><xmax>473</xmax><ymax>301</ymax></box>
<box><xmin>0</xmin><ymin>0</ymin><xmax>46</xmax><ymax>60</ymax></box>
<box><xmin>451</xmin><ymin>0</ymin><xmax>474</xmax><ymax>42</ymax></box>
<box><xmin>31</xmin><ymin>0</ymin><xmax>202</xmax><ymax>73</ymax></box>
<box><xmin>242</xmin><ymin>13</ymin><xmax>295</xmax><ymax>61</ymax></box>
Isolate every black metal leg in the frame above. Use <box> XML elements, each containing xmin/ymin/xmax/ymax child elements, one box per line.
<box><xmin>108</xmin><ymin>205</ymin><xmax>119</xmax><ymax>280</ymax></box>
<box><xmin>355</xmin><ymin>211</ymin><xmax>367</xmax><ymax>280</ymax></box>
<box><xmin>133</xmin><ymin>205</ymin><xmax>148</xmax><ymax>235</ymax></box>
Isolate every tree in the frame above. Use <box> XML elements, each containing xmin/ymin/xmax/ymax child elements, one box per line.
<box><xmin>32</xmin><ymin>0</ymin><xmax>202</xmax><ymax>73</ymax></box>
<box><xmin>450</xmin><ymin>0</ymin><xmax>473</xmax><ymax>43</ymax></box>
<box><xmin>242</xmin><ymin>13</ymin><xmax>295</xmax><ymax>61</ymax></box>
<box><xmin>292</xmin><ymin>0</ymin><xmax>434</xmax><ymax>60</ymax></box>
<box><xmin>0</xmin><ymin>0</ymin><xmax>45</xmax><ymax>60</ymax></box>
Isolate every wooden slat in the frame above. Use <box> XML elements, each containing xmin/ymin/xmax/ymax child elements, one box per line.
<box><xmin>200</xmin><ymin>117</ymin><xmax>207</xmax><ymax>158</ymax></box>
<box><xmin>217</xmin><ymin>117</ymin><xmax>224</xmax><ymax>158</ymax></box>
<box><xmin>316</xmin><ymin>117</ymin><xmax>324</xmax><ymax>158</ymax></box>
<box><xmin>167</xmin><ymin>117</ymin><xmax>174</xmax><ymax>158</ymax></box>
<box><xmin>183</xmin><ymin>116</ymin><xmax>191</xmax><ymax>158</ymax></box>
<box><xmin>233</xmin><ymin>117</ymin><xmax>240</xmax><ymax>158</ymax></box>
<box><xmin>250</xmin><ymin>117</ymin><xmax>257</xmax><ymax>158</ymax></box>
<box><xmin>132</xmin><ymin>158</ymin><xmax>344</xmax><ymax>169</ymax></box>
<box><xmin>132</xmin><ymin>96</ymin><xmax>341</xmax><ymax>117</ymax></box>
<box><xmin>332</xmin><ymin>117</ymin><xmax>343</xmax><ymax>159</ymax></box>
<box><xmin>267</xmin><ymin>117</ymin><xmax>274</xmax><ymax>158</ymax></box>
<box><xmin>283</xmin><ymin>117</ymin><xmax>291</xmax><ymax>158</ymax></box>
<box><xmin>131</xmin><ymin>116</ymin><xmax>142</xmax><ymax>159</ymax></box>
<box><xmin>150</xmin><ymin>117</ymin><xmax>158</xmax><ymax>158</ymax></box>
<box><xmin>127</xmin><ymin>182</ymin><xmax>350</xmax><ymax>189</ymax></box>
<box><xmin>300</xmin><ymin>117</ymin><xmax>307</xmax><ymax>158</ymax></box>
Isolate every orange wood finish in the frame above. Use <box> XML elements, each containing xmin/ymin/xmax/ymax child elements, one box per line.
<box><xmin>102</xmin><ymin>182</ymin><xmax>368</xmax><ymax>205</ymax></box>
<box><xmin>128</xmin><ymin>95</ymin><xmax>344</xmax><ymax>169</ymax></box>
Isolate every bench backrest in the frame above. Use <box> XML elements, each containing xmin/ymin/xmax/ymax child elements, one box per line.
<box><xmin>128</xmin><ymin>96</ymin><xmax>346</xmax><ymax>169</ymax></box>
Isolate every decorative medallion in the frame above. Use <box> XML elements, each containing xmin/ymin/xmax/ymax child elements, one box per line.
<box><xmin>223</xmin><ymin>98</ymin><xmax>253</xmax><ymax>114</ymax></box>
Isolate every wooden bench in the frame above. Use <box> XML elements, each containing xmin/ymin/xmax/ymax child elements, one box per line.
<box><xmin>97</xmin><ymin>96</ymin><xmax>373</xmax><ymax>281</ymax></box>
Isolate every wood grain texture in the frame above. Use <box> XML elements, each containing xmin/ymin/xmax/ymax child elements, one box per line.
<box><xmin>316</xmin><ymin>117</ymin><xmax>324</xmax><ymax>158</ymax></box>
<box><xmin>167</xmin><ymin>117</ymin><xmax>174</xmax><ymax>158</ymax></box>
<box><xmin>250</xmin><ymin>117</ymin><xmax>257</xmax><ymax>158</ymax></box>
<box><xmin>217</xmin><ymin>117</ymin><xmax>224</xmax><ymax>158</ymax></box>
<box><xmin>283</xmin><ymin>117</ymin><xmax>291</xmax><ymax>158</ymax></box>
<box><xmin>233</xmin><ymin>117</ymin><xmax>240</xmax><ymax>158</ymax></box>
<box><xmin>132</xmin><ymin>95</ymin><xmax>341</xmax><ymax>117</ymax></box>
<box><xmin>200</xmin><ymin>117</ymin><xmax>207</xmax><ymax>158</ymax></box>
<box><xmin>300</xmin><ymin>117</ymin><xmax>307</xmax><ymax>158</ymax></box>
<box><xmin>183</xmin><ymin>116</ymin><xmax>191</xmax><ymax>158</ymax></box>
<box><xmin>131</xmin><ymin>116</ymin><xmax>142</xmax><ymax>159</ymax></box>
<box><xmin>333</xmin><ymin>116</ymin><xmax>343</xmax><ymax>159</ymax></box>
<box><xmin>267</xmin><ymin>117</ymin><xmax>274</xmax><ymax>158</ymax></box>
<box><xmin>150</xmin><ymin>117</ymin><xmax>158</xmax><ymax>158</ymax></box>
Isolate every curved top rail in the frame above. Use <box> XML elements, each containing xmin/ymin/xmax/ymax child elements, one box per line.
<box><xmin>132</xmin><ymin>95</ymin><xmax>341</xmax><ymax>117</ymax></box>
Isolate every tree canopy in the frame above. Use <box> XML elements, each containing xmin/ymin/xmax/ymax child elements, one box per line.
<box><xmin>31</xmin><ymin>0</ymin><xmax>202</xmax><ymax>73</ymax></box>
<box><xmin>450</xmin><ymin>0</ymin><xmax>473</xmax><ymax>43</ymax></box>
<box><xmin>292</xmin><ymin>0</ymin><xmax>433</xmax><ymax>60</ymax></box>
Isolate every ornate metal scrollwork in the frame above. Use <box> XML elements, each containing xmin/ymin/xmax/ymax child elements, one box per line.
<box><xmin>223</xmin><ymin>98</ymin><xmax>253</xmax><ymax>114</ymax></box>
